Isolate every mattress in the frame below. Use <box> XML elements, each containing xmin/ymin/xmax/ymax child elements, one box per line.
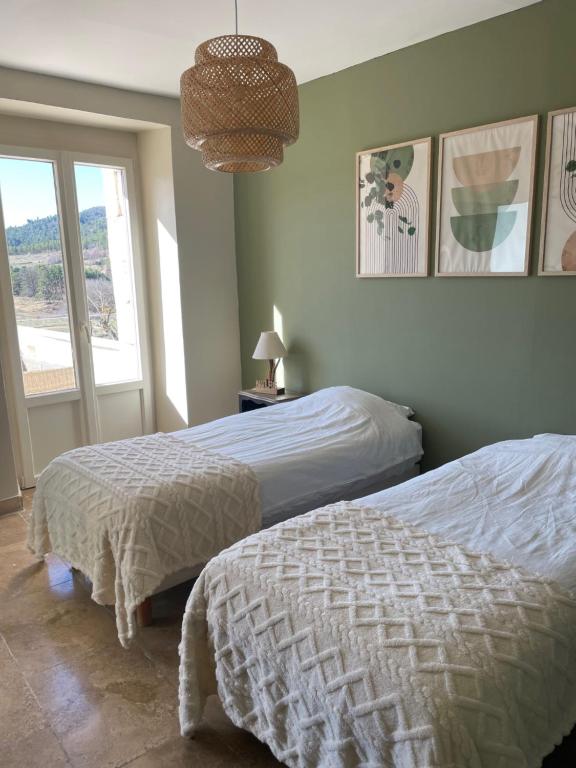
<box><xmin>174</xmin><ymin>386</ymin><xmax>423</xmax><ymax>522</ymax></box>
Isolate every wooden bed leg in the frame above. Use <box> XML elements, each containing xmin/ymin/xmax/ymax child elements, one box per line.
<box><xmin>136</xmin><ymin>597</ymin><xmax>153</xmax><ymax>627</ymax></box>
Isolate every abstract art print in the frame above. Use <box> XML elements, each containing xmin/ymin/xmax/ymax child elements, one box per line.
<box><xmin>356</xmin><ymin>137</ymin><xmax>431</xmax><ymax>277</ymax></box>
<box><xmin>436</xmin><ymin>115</ymin><xmax>537</xmax><ymax>276</ymax></box>
<box><xmin>539</xmin><ymin>106</ymin><xmax>576</xmax><ymax>275</ymax></box>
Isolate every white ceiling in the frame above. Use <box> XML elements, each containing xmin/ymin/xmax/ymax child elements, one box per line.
<box><xmin>0</xmin><ymin>0</ymin><xmax>539</xmax><ymax>97</ymax></box>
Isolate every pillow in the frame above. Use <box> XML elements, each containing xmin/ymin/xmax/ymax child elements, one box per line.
<box><xmin>308</xmin><ymin>386</ymin><xmax>414</xmax><ymax>419</ymax></box>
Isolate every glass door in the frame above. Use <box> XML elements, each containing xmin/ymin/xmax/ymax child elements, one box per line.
<box><xmin>73</xmin><ymin>162</ymin><xmax>142</xmax><ymax>387</ymax></box>
<box><xmin>0</xmin><ymin>156</ymin><xmax>78</xmax><ymax>397</ymax></box>
<box><xmin>0</xmin><ymin>147</ymin><xmax>152</xmax><ymax>487</ymax></box>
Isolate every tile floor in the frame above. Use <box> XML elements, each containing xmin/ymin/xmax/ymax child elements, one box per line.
<box><xmin>0</xmin><ymin>492</ymin><xmax>282</xmax><ymax>767</ymax></box>
<box><xmin>1</xmin><ymin>492</ymin><xmax>575</xmax><ymax>767</ymax></box>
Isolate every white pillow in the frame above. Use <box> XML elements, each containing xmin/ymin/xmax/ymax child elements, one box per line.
<box><xmin>308</xmin><ymin>386</ymin><xmax>414</xmax><ymax>419</ymax></box>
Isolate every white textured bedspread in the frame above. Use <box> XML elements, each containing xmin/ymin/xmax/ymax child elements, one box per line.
<box><xmin>179</xmin><ymin>501</ymin><xmax>576</xmax><ymax>768</ymax></box>
<box><xmin>28</xmin><ymin>433</ymin><xmax>260</xmax><ymax>646</ymax></box>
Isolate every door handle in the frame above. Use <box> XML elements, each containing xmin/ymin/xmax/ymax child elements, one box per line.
<box><xmin>80</xmin><ymin>322</ymin><xmax>91</xmax><ymax>344</ymax></box>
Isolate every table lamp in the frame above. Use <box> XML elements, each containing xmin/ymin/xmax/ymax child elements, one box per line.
<box><xmin>252</xmin><ymin>331</ymin><xmax>287</xmax><ymax>395</ymax></box>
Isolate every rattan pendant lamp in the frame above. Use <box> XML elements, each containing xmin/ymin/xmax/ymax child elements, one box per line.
<box><xmin>180</xmin><ymin>0</ymin><xmax>299</xmax><ymax>173</ymax></box>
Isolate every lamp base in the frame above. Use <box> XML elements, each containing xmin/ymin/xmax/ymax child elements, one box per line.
<box><xmin>253</xmin><ymin>379</ymin><xmax>285</xmax><ymax>396</ymax></box>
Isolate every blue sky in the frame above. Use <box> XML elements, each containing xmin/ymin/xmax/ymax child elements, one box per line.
<box><xmin>0</xmin><ymin>157</ymin><xmax>104</xmax><ymax>227</ymax></box>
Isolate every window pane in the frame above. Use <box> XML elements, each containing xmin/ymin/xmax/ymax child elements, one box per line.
<box><xmin>74</xmin><ymin>164</ymin><xmax>141</xmax><ymax>386</ymax></box>
<box><xmin>0</xmin><ymin>157</ymin><xmax>77</xmax><ymax>396</ymax></box>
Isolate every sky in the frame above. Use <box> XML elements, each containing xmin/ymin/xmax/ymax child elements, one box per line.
<box><xmin>0</xmin><ymin>157</ymin><xmax>105</xmax><ymax>227</ymax></box>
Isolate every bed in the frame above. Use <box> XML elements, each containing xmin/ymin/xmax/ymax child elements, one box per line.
<box><xmin>179</xmin><ymin>433</ymin><xmax>576</xmax><ymax>768</ymax></box>
<box><xmin>28</xmin><ymin>386</ymin><xmax>422</xmax><ymax>646</ymax></box>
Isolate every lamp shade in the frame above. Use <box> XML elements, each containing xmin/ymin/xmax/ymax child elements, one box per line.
<box><xmin>180</xmin><ymin>35</ymin><xmax>299</xmax><ymax>173</ymax></box>
<box><xmin>252</xmin><ymin>331</ymin><xmax>287</xmax><ymax>360</ymax></box>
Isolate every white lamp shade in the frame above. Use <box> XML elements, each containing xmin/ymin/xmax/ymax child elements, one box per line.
<box><xmin>252</xmin><ymin>331</ymin><xmax>287</xmax><ymax>360</ymax></box>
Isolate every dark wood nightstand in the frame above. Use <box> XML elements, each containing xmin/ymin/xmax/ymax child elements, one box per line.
<box><xmin>238</xmin><ymin>389</ymin><xmax>306</xmax><ymax>413</ymax></box>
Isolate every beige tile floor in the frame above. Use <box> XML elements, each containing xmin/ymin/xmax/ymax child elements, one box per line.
<box><xmin>0</xmin><ymin>492</ymin><xmax>283</xmax><ymax>768</ymax></box>
<box><xmin>1</xmin><ymin>493</ymin><xmax>575</xmax><ymax>767</ymax></box>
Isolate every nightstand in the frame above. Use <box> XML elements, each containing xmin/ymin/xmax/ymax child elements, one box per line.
<box><xmin>238</xmin><ymin>389</ymin><xmax>306</xmax><ymax>413</ymax></box>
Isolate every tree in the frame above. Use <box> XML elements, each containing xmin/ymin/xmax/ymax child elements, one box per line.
<box><xmin>21</xmin><ymin>265</ymin><xmax>39</xmax><ymax>298</ymax></box>
<box><xmin>87</xmin><ymin>278</ymin><xmax>117</xmax><ymax>340</ymax></box>
<box><xmin>38</xmin><ymin>264</ymin><xmax>65</xmax><ymax>303</ymax></box>
<box><xmin>5</xmin><ymin>206</ymin><xmax>108</xmax><ymax>257</ymax></box>
<box><xmin>9</xmin><ymin>265</ymin><xmax>23</xmax><ymax>296</ymax></box>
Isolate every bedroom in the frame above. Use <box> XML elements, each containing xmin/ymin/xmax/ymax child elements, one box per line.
<box><xmin>0</xmin><ymin>0</ymin><xmax>575</xmax><ymax>766</ymax></box>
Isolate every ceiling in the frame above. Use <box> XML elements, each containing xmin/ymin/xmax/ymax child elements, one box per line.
<box><xmin>0</xmin><ymin>0</ymin><xmax>539</xmax><ymax>97</ymax></box>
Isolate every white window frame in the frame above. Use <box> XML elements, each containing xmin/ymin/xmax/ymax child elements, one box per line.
<box><xmin>0</xmin><ymin>145</ymin><xmax>153</xmax><ymax>487</ymax></box>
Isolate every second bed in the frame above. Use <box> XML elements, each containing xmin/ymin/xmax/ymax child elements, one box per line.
<box><xmin>179</xmin><ymin>433</ymin><xmax>576</xmax><ymax>768</ymax></box>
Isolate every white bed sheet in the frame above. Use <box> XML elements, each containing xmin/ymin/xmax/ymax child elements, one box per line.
<box><xmin>174</xmin><ymin>386</ymin><xmax>423</xmax><ymax>522</ymax></box>
<box><xmin>360</xmin><ymin>433</ymin><xmax>576</xmax><ymax>595</ymax></box>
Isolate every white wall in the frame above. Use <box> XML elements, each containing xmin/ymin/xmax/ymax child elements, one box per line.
<box><xmin>0</xmin><ymin>66</ymin><xmax>241</xmax><ymax>434</ymax></box>
<box><xmin>138</xmin><ymin>127</ymin><xmax>188</xmax><ymax>431</ymax></box>
<box><xmin>0</xmin><ymin>111</ymin><xmax>138</xmax><ymax>156</ymax></box>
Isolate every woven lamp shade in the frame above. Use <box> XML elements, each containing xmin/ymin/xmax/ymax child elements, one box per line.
<box><xmin>180</xmin><ymin>34</ymin><xmax>299</xmax><ymax>173</ymax></box>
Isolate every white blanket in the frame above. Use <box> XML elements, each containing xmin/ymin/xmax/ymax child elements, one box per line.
<box><xmin>175</xmin><ymin>387</ymin><xmax>423</xmax><ymax>524</ymax></box>
<box><xmin>28</xmin><ymin>433</ymin><xmax>259</xmax><ymax>646</ymax></box>
<box><xmin>179</xmin><ymin>465</ymin><xmax>576</xmax><ymax>766</ymax></box>
<box><xmin>361</xmin><ymin>434</ymin><xmax>576</xmax><ymax>595</ymax></box>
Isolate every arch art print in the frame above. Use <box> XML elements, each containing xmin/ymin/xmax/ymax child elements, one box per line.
<box><xmin>539</xmin><ymin>105</ymin><xmax>576</xmax><ymax>276</ymax></box>
<box><xmin>435</xmin><ymin>115</ymin><xmax>538</xmax><ymax>276</ymax></box>
<box><xmin>356</xmin><ymin>137</ymin><xmax>431</xmax><ymax>277</ymax></box>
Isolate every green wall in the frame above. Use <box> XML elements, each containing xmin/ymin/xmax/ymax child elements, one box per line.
<box><xmin>234</xmin><ymin>0</ymin><xmax>576</xmax><ymax>469</ymax></box>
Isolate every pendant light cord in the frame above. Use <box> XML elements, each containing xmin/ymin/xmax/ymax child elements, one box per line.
<box><xmin>235</xmin><ymin>0</ymin><xmax>238</xmax><ymax>35</ymax></box>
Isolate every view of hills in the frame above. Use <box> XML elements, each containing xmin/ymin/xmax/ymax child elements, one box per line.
<box><xmin>6</xmin><ymin>206</ymin><xmax>108</xmax><ymax>257</ymax></box>
<box><xmin>7</xmin><ymin>204</ymin><xmax>115</xmax><ymax>338</ymax></box>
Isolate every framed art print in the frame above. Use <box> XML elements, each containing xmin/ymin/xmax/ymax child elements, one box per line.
<box><xmin>435</xmin><ymin>115</ymin><xmax>538</xmax><ymax>276</ymax></box>
<box><xmin>539</xmin><ymin>106</ymin><xmax>576</xmax><ymax>275</ymax></box>
<box><xmin>356</xmin><ymin>137</ymin><xmax>431</xmax><ymax>277</ymax></box>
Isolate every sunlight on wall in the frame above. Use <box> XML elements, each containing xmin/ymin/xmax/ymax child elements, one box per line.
<box><xmin>273</xmin><ymin>305</ymin><xmax>285</xmax><ymax>389</ymax></box>
<box><xmin>157</xmin><ymin>220</ymin><xmax>188</xmax><ymax>423</ymax></box>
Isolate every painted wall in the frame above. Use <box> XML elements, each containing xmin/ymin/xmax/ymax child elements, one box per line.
<box><xmin>138</xmin><ymin>127</ymin><xmax>189</xmax><ymax>431</ymax></box>
<box><xmin>0</xmin><ymin>65</ymin><xmax>241</xmax><ymax>431</ymax></box>
<box><xmin>235</xmin><ymin>0</ymin><xmax>576</xmax><ymax>469</ymax></box>
<box><xmin>0</xmin><ymin>112</ymin><xmax>139</xmax><ymax>157</ymax></box>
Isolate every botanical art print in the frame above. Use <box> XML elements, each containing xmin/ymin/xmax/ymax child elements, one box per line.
<box><xmin>539</xmin><ymin>106</ymin><xmax>576</xmax><ymax>275</ymax></box>
<box><xmin>436</xmin><ymin>116</ymin><xmax>537</xmax><ymax>275</ymax></box>
<box><xmin>356</xmin><ymin>137</ymin><xmax>431</xmax><ymax>277</ymax></box>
